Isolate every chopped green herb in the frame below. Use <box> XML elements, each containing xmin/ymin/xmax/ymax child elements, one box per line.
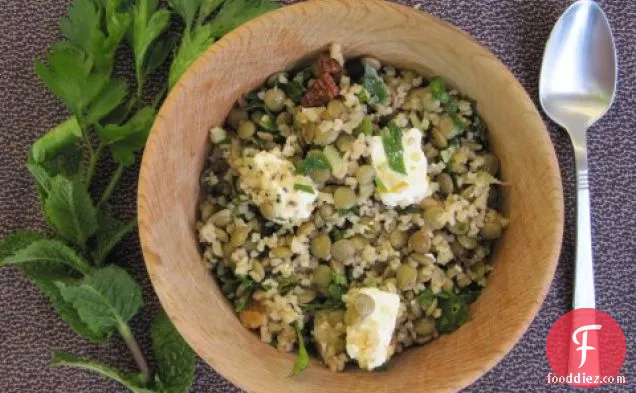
<box><xmin>293</xmin><ymin>183</ymin><xmax>315</xmax><ymax>194</ymax></box>
<box><xmin>217</xmin><ymin>138</ymin><xmax>231</xmax><ymax>146</ymax></box>
<box><xmin>357</xmin><ymin>89</ymin><xmax>370</xmax><ymax>103</ymax></box>
<box><xmin>290</xmin><ymin>323</ymin><xmax>309</xmax><ymax>376</ymax></box>
<box><xmin>296</xmin><ymin>152</ymin><xmax>331</xmax><ymax>175</ymax></box>
<box><xmin>234</xmin><ymin>277</ymin><xmax>257</xmax><ymax>312</ymax></box>
<box><xmin>283</xmin><ymin>80</ymin><xmax>305</xmax><ymax>103</ymax></box>
<box><xmin>440</xmin><ymin>148</ymin><xmax>454</xmax><ymax>163</ymax></box>
<box><xmin>380</xmin><ymin>121</ymin><xmax>407</xmax><ymax>175</ymax></box>
<box><xmin>359</xmin><ymin>116</ymin><xmax>373</xmax><ymax>136</ymax></box>
<box><xmin>277</xmin><ymin>276</ymin><xmax>298</xmax><ymax>293</ymax></box>
<box><xmin>332</xmin><ymin>228</ymin><xmax>346</xmax><ymax>241</ymax></box>
<box><xmin>327</xmin><ymin>272</ymin><xmax>348</xmax><ymax>303</ymax></box>
<box><xmin>338</xmin><ymin>206</ymin><xmax>359</xmax><ymax>217</ymax></box>
<box><xmin>374</xmin><ymin>177</ymin><xmax>388</xmax><ymax>193</ymax></box>
<box><xmin>403</xmin><ymin>205</ymin><xmax>420</xmax><ymax>214</ymax></box>
<box><xmin>417</xmin><ymin>288</ymin><xmax>436</xmax><ymax>308</ymax></box>
<box><xmin>362</xmin><ymin>64</ymin><xmax>388</xmax><ymax>104</ymax></box>
<box><xmin>257</xmin><ymin>114</ymin><xmax>277</xmax><ymax>132</ymax></box>
<box><xmin>451</xmin><ymin>114</ymin><xmax>468</xmax><ymax>130</ymax></box>
<box><xmin>436</xmin><ymin>291</ymin><xmax>469</xmax><ymax>334</ymax></box>
<box><xmin>429</xmin><ymin>76</ymin><xmax>450</xmax><ymax>103</ymax></box>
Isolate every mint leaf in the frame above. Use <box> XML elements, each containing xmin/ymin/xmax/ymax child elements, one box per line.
<box><xmin>381</xmin><ymin>121</ymin><xmax>407</xmax><ymax>175</ymax></box>
<box><xmin>0</xmin><ymin>231</ymin><xmax>47</xmax><ymax>260</ymax></box>
<box><xmin>35</xmin><ymin>42</ymin><xmax>111</xmax><ymax>116</ymax></box>
<box><xmin>0</xmin><ymin>232</ymin><xmax>106</xmax><ymax>342</ymax></box>
<box><xmin>51</xmin><ymin>351</ymin><xmax>153</xmax><ymax>393</ymax></box>
<box><xmin>44</xmin><ymin>175</ymin><xmax>98</xmax><ymax>247</ymax></box>
<box><xmin>98</xmin><ymin>106</ymin><xmax>156</xmax><ymax>166</ymax></box>
<box><xmin>1</xmin><ymin>238</ymin><xmax>93</xmax><ymax>276</ymax></box>
<box><xmin>290</xmin><ymin>323</ymin><xmax>308</xmax><ymax>376</ymax></box>
<box><xmin>130</xmin><ymin>0</ymin><xmax>172</xmax><ymax>90</ymax></box>
<box><xmin>207</xmin><ymin>0</ymin><xmax>280</xmax><ymax>38</ymax></box>
<box><xmin>56</xmin><ymin>265</ymin><xmax>143</xmax><ymax>338</ymax></box>
<box><xmin>152</xmin><ymin>312</ymin><xmax>196</xmax><ymax>393</ymax></box>
<box><xmin>92</xmin><ymin>208</ymin><xmax>137</xmax><ymax>265</ymax></box>
<box><xmin>29</xmin><ymin>275</ymin><xmax>110</xmax><ymax>343</ymax></box>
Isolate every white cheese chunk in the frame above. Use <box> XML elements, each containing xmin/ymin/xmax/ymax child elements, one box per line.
<box><xmin>370</xmin><ymin>127</ymin><xmax>429</xmax><ymax>207</ymax></box>
<box><xmin>239</xmin><ymin>151</ymin><xmax>317</xmax><ymax>224</ymax></box>
<box><xmin>345</xmin><ymin>287</ymin><xmax>400</xmax><ymax>370</ymax></box>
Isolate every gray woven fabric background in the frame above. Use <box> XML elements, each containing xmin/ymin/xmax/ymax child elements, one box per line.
<box><xmin>0</xmin><ymin>0</ymin><xmax>634</xmax><ymax>392</ymax></box>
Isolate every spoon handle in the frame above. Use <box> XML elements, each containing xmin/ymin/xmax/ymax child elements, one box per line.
<box><xmin>573</xmin><ymin>140</ymin><xmax>596</xmax><ymax>309</ymax></box>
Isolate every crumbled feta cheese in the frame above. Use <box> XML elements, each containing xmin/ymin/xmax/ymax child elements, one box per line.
<box><xmin>370</xmin><ymin>127</ymin><xmax>430</xmax><ymax>207</ymax></box>
<box><xmin>345</xmin><ymin>287</ymin><xmax>400</xmax><ymax>370</ymax></box>
<box><xmin>209</xmin><ymin>126</ymin><xmax>227</xmax><ymax>144</ymax></box>
<box><xmin>239</xmin><ymin>150</ymin><xmax>317</xmax><ymax>224</ymax></box>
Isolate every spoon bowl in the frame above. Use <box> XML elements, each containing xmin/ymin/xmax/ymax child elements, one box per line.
<box><xmin>540</xmin><ymin>0</ymin><xmax>617</xmax><ymax>129</ymax></box>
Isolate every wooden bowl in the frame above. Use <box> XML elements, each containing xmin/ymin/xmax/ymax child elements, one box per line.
<box><xmin>138</xmin><ymin>1</ymin><xmax>563</xmax><ymax>392</ymax></box>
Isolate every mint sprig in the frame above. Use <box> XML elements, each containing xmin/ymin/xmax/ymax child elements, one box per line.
<box><xmin>0</xmin><ymin>0</ymin><xmax>280</xmax><ymax>391</ymax></box>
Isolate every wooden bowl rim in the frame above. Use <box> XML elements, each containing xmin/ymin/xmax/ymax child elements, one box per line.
<box><xmin>138</xmin><ymin>1</ymin><xmax>564</xmax><ymax>391</ymax></box>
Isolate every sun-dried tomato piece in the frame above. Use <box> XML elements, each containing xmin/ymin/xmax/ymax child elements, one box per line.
<box><xmin>312</xmin><ymin>53</ymin><xmax>343</xmax><ymax>81</ymax></box>
<box><xmin>301</xmin><ymin>73</ymin><xmax>340</xmax><ymax>107</ymax></box>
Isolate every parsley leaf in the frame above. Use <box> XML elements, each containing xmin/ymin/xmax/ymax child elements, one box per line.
<box><xmin>30</xmin><ymin>117</ymin><xmax>82</xmax><ymax>164</ymax></box>
<box><xmin>295</xmin><ymin>152</ymin><xmax>331</xmax><ymax>175</ymax></box>
<box><xmin>381</xmin><ymin>121</ymin><xmax>407</xmax><ymax>175</ymax></box>
<box><xmin>44</xmin><ymin>175</ymin><xmax>98</xmax><ymax>247</ymax></box>
<box><xmin>152</xmin><ymin>312</ymin><xmax>197</xmax><ymax>393</ymax></box>
<box><xmin>362</xmin><ymin>63</ymin><xmax>388</xmax><ymax>104</ymax></box>
<box><xmin>129</xmin><ymin>0</ymin><xmax>172</xmax><ymax>93</ymax></box>
<box><xmin>207</xmin><ymin>0</ymin><xmax>280</xmax><ymax>38</ymax></box>
<box><xmin>97</xmin><ymin>106</ymin><xmax>156</xmax><ymax>166</ymax></box>
<box><xmin>85</xmin><ymin>79</ymin><xmax>129</xmax><ymax>125</ymax></box>
<box><xmin>168</xmin><ymin>0</ymin><xmax>279</xmax><ymax>89</ymax></box>
<box><xmin>51</xmin><ymin>351</ymin><xmax>153</xmax><ymax>393</ymax></box>
<box><xmin>56</xmin><ymin>265</ymin><xmax>143</xmax><ymax>338</ymax></box>
<box><xmin>293</xmin><ymin>183</ymin><xmax>315</xmax><ymax>194</ymax></box>
<box><xmin>290</xmin><ymin>323</ymin><xmax>309</xmax><ymax>376</ymax></box>
<box><xmin>34</xmin><ymin>42</ymin><xmax>110</xmax><ymax>116</ymax></box>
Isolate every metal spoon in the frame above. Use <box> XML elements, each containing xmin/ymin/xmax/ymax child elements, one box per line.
<box><xmin>539</xmin><ymin>0</ymin><xmax>617</xmax><ymax>310</ymax></box>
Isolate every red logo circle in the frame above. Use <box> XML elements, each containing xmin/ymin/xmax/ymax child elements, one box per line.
<box><xmin>546</xmin><ymin>308</ymin><xmax>626</xmax><ymax>387</ymax></box>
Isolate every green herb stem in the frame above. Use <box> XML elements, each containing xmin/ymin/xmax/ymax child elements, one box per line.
<box><xmin>85</xmin><ymin>142</ymin><xmax>105</xmax><ymax>186</ymax></box>
<box><xmin>99</xmin><ymin>164</ymin><xmax>124</xmax><ymax>207</ymax></box>
<box><xmin>118</xmin><ymin>322</ymin><xmax>151</xmax><ymax>385</ymax></box>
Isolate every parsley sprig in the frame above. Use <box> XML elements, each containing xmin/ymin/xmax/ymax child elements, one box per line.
<box><xmin>0</xmin><ymin>0</ymin><xmax>279</xmax><ymax>392</ymax></box>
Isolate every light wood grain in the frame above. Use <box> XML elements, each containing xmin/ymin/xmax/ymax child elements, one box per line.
<box><xmin>137</xmin><ymin>1</ymin><xmax>564</xmax><ymax>392</ymax></box>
